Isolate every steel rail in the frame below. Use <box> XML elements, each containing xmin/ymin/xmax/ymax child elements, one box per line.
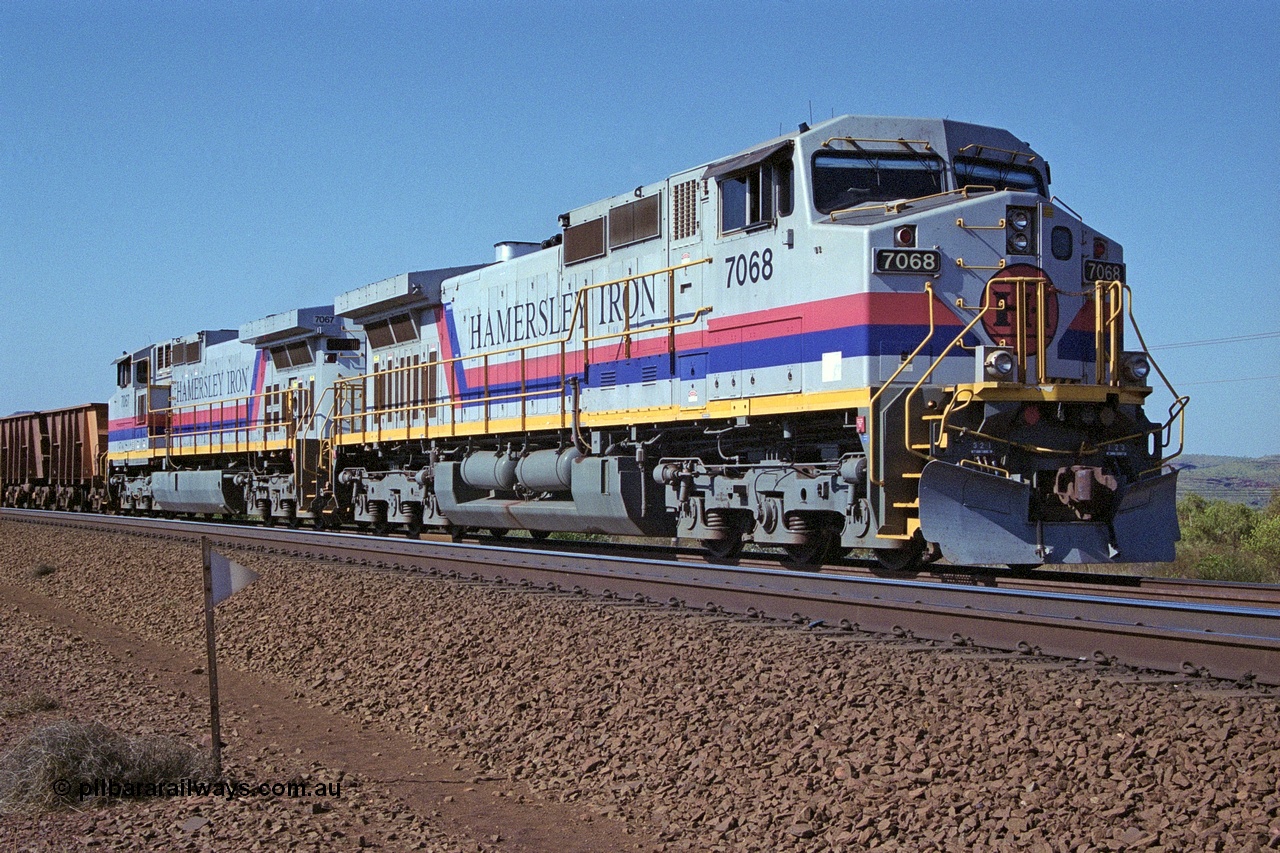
<box><xmin>823</xmin><ymin>565</ymin><xmax>1280</xmax><ymax>609</ymax></box>
<box><xmin>7</xmin><ymin>506</ymin><xmax>1271</xmax><ymax>610</ymax></box>
<box><xmin>4</xmin><ymin>509</ymin><xmax>1279</xmax><ymax>685</ymax></box>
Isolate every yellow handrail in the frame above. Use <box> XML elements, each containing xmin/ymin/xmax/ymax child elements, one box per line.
<box><xmin>333</xmin><ymin>257</ymin><xmax>714</xmax><ymax>439</ymax></box>
<box><xmin>956</xmin><ymin>143</ymin><xmax>1037</xmax><ymax>164</ymax></box>
<box><xmin>823</xmin><ymin>136</ymin><xmax>934</xmax><ymax>151</ymax></box>
<box><xmin>1117</xmin><ymin>281</ymin><xmax>1189</xmax><ymax>472</ymax></box>
<box><xmin>955</xmin><ymin>216</ymin><xmax>1006</xmax><ymax>231</ymax></box>
<box><xmin>919</xmin><ymin>276</ymin><xmax>1187</xmax><ymax>473</ymax></box>
<box><xmin>899</xmin><ymin>285</ymin><xmax>1006</xmax><ymax>462</ymax></box>
<box><xmin>155</xmin><ymin>386</ymin><xmax>297</xmax><ymax>458</ymax></box>
<box><xmin>954</xmin><ymin>257</ymin><xmax>1007</xmax><ymax>271</ymax></box>
<box><xmin>865</xmin><ymin>283</ymin><xmax>940</xmax><ymax>487</ymax></box>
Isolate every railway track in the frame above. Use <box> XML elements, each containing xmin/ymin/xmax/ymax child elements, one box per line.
<box><xmin>4</xmin><ymin>507</ymin><xmax>1279</xmax><ymax>685</ymax></box>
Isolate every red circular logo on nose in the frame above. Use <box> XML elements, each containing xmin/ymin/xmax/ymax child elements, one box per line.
<box><xmin>982</xmin><ymin>264</ymin><xmax>1059</xmax><ymax>349</ymax></box>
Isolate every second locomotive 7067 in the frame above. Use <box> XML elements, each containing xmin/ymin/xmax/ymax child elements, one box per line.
<box><xmin>84</xmin><ymin>114</ymin><xmax>1184</xmax><ymax>569</ymax></box>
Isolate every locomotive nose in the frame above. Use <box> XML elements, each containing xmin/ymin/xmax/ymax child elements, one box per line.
<box><xmin>978</xmin><ymin>264</ymin><xmax>1059</xmax><ymax>383</ymax></box>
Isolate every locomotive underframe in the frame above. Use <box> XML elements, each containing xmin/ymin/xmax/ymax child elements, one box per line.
<box><xmin>316</xmin><ymin>377</ymin><xmax>1179</xmax><ymax>569</ymax></box>
<box><xmin>108</xmin><ymin>448</ymin><xmax>311</xmax><ymax>525</ymax></box>
<box><xmin>327</xmin><ymin>410</ymin><xmax>885</xmax><ymax>563</ymax></box>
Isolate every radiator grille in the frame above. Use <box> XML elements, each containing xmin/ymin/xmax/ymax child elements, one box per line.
<box><xmin>672</xmin><ymin>180</ymin><xmax>699</xmax><ymax>241</ymax></box>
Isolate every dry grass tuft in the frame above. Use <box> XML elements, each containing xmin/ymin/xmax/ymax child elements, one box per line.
<box><xmin>29</xmin><ymin>563</ymin><xmax>57</xmax><ymax>579</ymax></box>
<box><xmin>0</xmin><ymin>691</ymin><xmax>59</xmax><ymax>719</ymax></box>
<box><xmin>0</xmin><ymin>720</ymin><xmax>214</xmax><ymax>813</ymax></box>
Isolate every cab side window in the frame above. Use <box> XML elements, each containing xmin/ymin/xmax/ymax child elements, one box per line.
<box><xmin>719</xmin><ymin>158</ymin><xmax>793</xmax><ymax>235</ymax></box>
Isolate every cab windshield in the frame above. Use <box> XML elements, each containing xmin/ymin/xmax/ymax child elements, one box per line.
<box><xmin>812</xmin><ymin>151</ymin><xmax>946</xmax><ymax>214</ymax></box>
<box><xmin>953</xmin><ymin>156</ymin><xmax>1046</xmax><ymax>195</ymax></box>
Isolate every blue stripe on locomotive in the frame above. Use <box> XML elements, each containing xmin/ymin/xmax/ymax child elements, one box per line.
<box><xmin>438</xmin><ymin>317</ymin><xmax>977</xmax><ymax>404</ymax></box>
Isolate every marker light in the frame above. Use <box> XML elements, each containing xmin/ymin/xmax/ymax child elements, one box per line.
<box><xmin>1122</xmin><ymin>353</ymin><xmax>1151</xmax><ymax>384</ymax></box>
<box><xmin>985</xmin><ymin>349</ymin><xmax>1016</xmax><ymax>379</ymax></box>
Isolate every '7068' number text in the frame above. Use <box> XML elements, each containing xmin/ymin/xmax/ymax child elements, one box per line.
<box><xmin>725</xmin><ymin>249</ymin><xmax>774</xmax><ymax>287</ymax></box>
<box><xmin>875</xmin><ymin>248</ymin><xmax>941</xmax><ymax>274</ymax></box>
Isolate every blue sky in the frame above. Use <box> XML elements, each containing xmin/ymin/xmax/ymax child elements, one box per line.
<box><xmin>3</xmin><ymin>1</ymin><xmax>1278</xmax><ymax>457</ymax></box>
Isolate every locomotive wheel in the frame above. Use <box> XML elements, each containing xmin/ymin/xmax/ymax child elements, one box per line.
<box><xmin>875</xmin><ymin>542</ymin><xmax>924</xmax><ymax>572</ymax></box>
<box><xmin>702</xmin><ymin>533</ymin><xmax>745</xmax><ymax>564</ymax></box>
<box><xmin>405</xmin><ymin>511</ymin><xmax>423</xmax><ymax>540</ymax></box>
<box><xmin>782</xmin><ymin>529</ymin><xmax>836</xmax><ymax>569</ymax></box>
<box><xmin>367</xmin><ymin>501</ymin><xmax>389</xmax><ymax>536</ymax></box>
<box><xmin>487</xmin><ymin>527</ymin><xmax>509</xmax><ymax>540</ymax></box>
<box><xmin>447</xmin><ymin>524</ymin><xmax>468</xmax><ymax>542</ymax></box>
<box><xmin>528</xmin><ymin>529</ymin><xmax>552</xmax><ymax>541</ymax></box>
<box><xmin>283</xmin><ymin>501</ymin><xmax>300</xmax><ymax>529</ymax></box>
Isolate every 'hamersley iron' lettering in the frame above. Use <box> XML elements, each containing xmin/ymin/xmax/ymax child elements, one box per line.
<box><xmin>467</xmin><ymin>279</ymin><xmax>659</xmax><ymax>350</ymax></box>
<box><xmin>171</xmin><ymin>366</ymin><xmax>253</xmax><ymax>404</ymax></box>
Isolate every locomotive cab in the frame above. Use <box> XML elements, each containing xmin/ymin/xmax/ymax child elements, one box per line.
<box><xmin>786</xmin><ymin>120</ymin><xmax>1183</xmax><ymax>567</ymax></box>
<box><xmin>647</xmin><ymin>116</ymin><xmax>1182</xmax><ymax>568</ymax></box>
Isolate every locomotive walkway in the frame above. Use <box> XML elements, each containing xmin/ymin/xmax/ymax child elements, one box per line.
<box><xmin>5</xmin><ymin>508</ymin><xmax>1279</xmax><ymax>686</ymax></box>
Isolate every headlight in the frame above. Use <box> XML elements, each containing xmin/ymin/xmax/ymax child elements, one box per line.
<box><xmin>1005</xmin><ymin>206</ymin><xmax>1036</xmax><ymax>256</ymax></box>
<box><xmin>985</xmin><ymin>349</ymin><xmax>1016</xmax><ymax>379</ymax></box>
<box><xmin>1122</xmin><ymin>353</ymin><xmax>1151</xmax><ymax>384</ymax></box>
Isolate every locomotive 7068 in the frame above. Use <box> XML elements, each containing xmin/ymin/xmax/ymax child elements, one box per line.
<box><xmin>7</xmin><ymin>115</ymin><xmax>1185</xmax><ymax>569</ymax></box>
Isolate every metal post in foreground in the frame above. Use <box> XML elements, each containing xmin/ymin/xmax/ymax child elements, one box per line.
<box><xmin>200</xmin><ymin>536</ymin><xmax>223</xmax><ymax>776</ymax></box>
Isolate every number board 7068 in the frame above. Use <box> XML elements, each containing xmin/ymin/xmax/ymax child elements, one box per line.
<box><xmin>875</xmin><ymin>248</ymin><xmax>941</xmax><ymax>274</ymax></box>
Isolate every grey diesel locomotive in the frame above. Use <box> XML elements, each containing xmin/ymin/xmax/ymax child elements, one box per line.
<box><xmin>46</xmin><ymin>114</ymin><xmax>1182</xmax><ymax>569</ymax></box>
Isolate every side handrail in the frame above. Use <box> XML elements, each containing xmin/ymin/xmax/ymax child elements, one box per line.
<box><xmin>285</xmin><ymin>383</ymin><xmax>339</xmax><ymax>503</ymax></box>
<box><xmin>1118</xmin><ymin>282</ymin><xmax>1189</xmax><ymax>473</ymax></box>
<box><xmin>899</xmin><ymin>285</ymin><xmax>1004</xmax><ymax>462</ymax></box>
<box><xmin>333</xmin><ymin>257</ymin><xmax>713</xmax><ymax>438</ymax></box>
<box><xmin>865</xmin><ymin>283</ymin><xmax>939</xmax><ymax>486</ymax></box>
<box><xmin>157</xmin><ymin>386</ymin><xmax>297</xmax><ymax>459</ymax></box>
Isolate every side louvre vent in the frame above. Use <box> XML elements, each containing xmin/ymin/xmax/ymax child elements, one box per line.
<box><xmin>564</xmin><ymin>217</ymin><xmax>606</xmax><ymax>265</ymax></box>
<box><xmin>672</xmin><ymin>179</ymin><xmax>698</xmax><ymax>241</ymax></box>
<box><xmin>641</xmin><ymin>364</ymin><xmax>658</xmax><ymax>383</ymax></box>
<box><xmin>609</xmin><ymin>194</ymin><xmax>661</xmax><ymax>249</ymax></box>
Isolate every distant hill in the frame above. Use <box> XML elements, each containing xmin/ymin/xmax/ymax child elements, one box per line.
<box><xmin>1173</xmin><ymin>454</ymin><xmax>1280</xmax><ymax>508</ymax></box>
